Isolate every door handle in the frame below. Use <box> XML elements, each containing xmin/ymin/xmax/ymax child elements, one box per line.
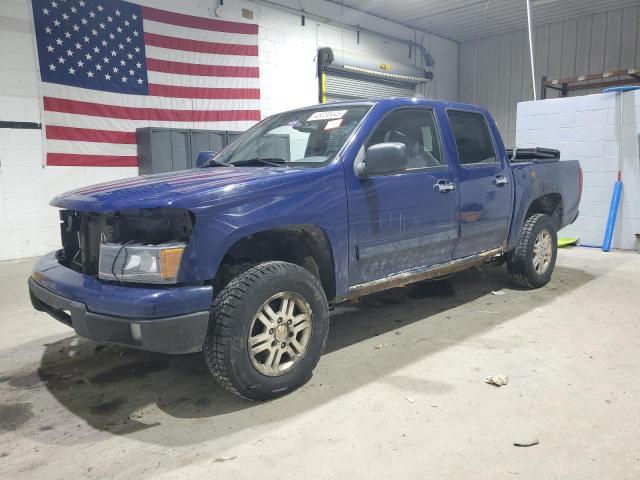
<box><xmin>492</xmin><ymin>175</ymin><xmax>509</xmax><ymax>186</ymax></box>
<box><xmin>433</xmin><ymin>179</ymin><xmax>456</xmax><ymax>193</ymax></box>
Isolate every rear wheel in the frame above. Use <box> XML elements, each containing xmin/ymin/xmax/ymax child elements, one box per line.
<box><xmin>203</xmin><ymin>261</ymin><xmax>329</xmax><ymax>400</ymax></box>
<box><xmin>507</xmin><ymin>213</ymin><xmax>557</xmax><ymax>289</ymax></box>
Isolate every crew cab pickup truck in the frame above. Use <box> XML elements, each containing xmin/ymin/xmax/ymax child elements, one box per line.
<box><xmin>29</xmin><ymin>98</ymin><xmax>581</xmax><ymax>400</ymax></box>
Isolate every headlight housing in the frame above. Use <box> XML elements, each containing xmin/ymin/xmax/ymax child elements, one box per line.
<box><xmin>98</xmin><ymin>243</ymin><xmax>185</xmax><ymax>284</ymax></box>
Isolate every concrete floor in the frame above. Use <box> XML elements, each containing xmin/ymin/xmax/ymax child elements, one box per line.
<box><xmin>1</xmin><ymin>248</ymin><xmax>639</xmax><ymax>479</ymax></box>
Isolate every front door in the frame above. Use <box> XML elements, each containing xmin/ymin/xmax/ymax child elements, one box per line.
<box><xmin>345</xmin><ymin>107</ymin><xmax>460</xmax><ymax>286</ymax></box>
<box><xmin>446</xmin><ymin>109</ymin><xmax>513</xmax><ymax>258</ymax></box>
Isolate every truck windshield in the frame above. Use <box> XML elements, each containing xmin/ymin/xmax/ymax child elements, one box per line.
<box><xmin>208</xmin><ymin>105</ymin><xmax>371</xmax><ymax>167</ymax></box>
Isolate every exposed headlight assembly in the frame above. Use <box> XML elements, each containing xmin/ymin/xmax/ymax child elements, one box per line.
<box><xmin>98</xmin><ymin>243</ymin><xmax>185</xmax><ymax>284</ymax></box>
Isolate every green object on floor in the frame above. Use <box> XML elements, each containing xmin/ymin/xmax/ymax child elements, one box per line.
<box><xmin>558</xmin><ymin>237</ymin><xmax>579</xmax><ymax>247</ymax></box>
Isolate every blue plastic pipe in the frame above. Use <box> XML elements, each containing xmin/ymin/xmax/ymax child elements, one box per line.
<box><xmin>602</xmin><ymin>181</ymin><xmax>623</xmax><ymax>252</ymax></box>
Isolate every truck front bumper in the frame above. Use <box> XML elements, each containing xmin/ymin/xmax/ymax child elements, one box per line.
<box><xmin>29</xmin><ymin>251</ymin><xmax>214</xmax><ymax>354</ymax></box>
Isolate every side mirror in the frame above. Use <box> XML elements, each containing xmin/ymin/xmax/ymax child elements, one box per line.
<box><xmin>195</xmin><ymin>151</ymin><xmax>218</xmax><ymax>168</ymax></box>
<box><xmin>356</xmin><ymin>142</ymin><xmax>408</xmax><ymax>178</ymax></box>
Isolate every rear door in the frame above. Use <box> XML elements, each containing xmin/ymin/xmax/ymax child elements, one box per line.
<box><xmin>345</xmin><ymin>107</ymin><xmax>459</xmax><ymax>286</ymax></box>
<box><xmin>446</xmin><ymin>109</ymin><xmax>513</xmax><ymax>258</ymax></box>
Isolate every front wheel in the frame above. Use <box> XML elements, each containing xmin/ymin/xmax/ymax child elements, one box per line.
<box><xmin>203</xmin><ymin>261</ymin><xmax>329</xmax><ymax>400</ymax></box>
<box><xmin>507</xmin><ymin>213</ymin><xmax>558</xmax><ymax>289</ymax></box>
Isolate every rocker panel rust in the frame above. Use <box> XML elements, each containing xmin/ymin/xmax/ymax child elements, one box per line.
<box><xmin>345</xmin><ymin>247</ymin><xmax>503</xmax><ymax>300</ymax></box>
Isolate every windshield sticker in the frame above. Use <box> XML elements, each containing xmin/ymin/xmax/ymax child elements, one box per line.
<box><xmin>324</xmin><ymin>119</ymin><xmax>343</xmax><ymax>130</ymax></box>
<box><xmin>307</xmin><ymin>110</ymin><xmax>347</xmax><ymax>121</ymax></box>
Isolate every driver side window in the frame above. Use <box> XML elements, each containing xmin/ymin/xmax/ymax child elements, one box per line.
<box><xmin>368</xmin><ymin>108</ymin><xmax>444</xmax><ymax>170</ymax></box>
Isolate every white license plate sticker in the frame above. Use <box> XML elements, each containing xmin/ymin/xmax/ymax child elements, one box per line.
<box><xmin>324</xmin><ymin>119</ymin><xmax>343</xmax><ymax>130</ymax></box>
<box><xmin>307</xmin><ymin>110</ymin><xmax>347</xmax><ymax>121</ymax></box>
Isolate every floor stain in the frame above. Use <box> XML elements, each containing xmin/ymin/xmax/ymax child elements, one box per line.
<box><xmin>5</xmin><ymin>371</ymin><xmax>42</xmax><ymax>388</ymax></box>
<box><xmin>89</xmin><ymin>360</ymin><xmax>170</xmax><ymax>385</ymax></box>
<box><xmin>0</xmin><ymin>403</ymin><xmax>34</xmax><ymax>431</ymax></box>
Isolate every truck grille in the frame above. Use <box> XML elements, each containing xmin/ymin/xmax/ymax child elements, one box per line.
<box><xmin>59</xmin><ymin>210</ymin><xmax>113</xmax><ymax>276</ymax></box>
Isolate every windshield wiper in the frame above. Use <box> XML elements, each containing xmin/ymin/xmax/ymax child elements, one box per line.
<box><xmin>232</xmin><ymin>157</ymin><xmax>287</xmax><ymax>167</ymax></box>
<box><xmin>203</xmin><ymin>158</ymin><xmax>235</xmax><ymax>168</ymax></box>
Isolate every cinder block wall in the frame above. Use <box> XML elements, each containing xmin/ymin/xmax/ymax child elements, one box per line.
<box><xmin>516</xmin><ymin>91</ymin><xmax>640</xmax><ymax>250</ymax></box>
<box><xmin>0</xmin><ymin>0</ymin><xmax>458</xmax><ymax>261</ymax></box>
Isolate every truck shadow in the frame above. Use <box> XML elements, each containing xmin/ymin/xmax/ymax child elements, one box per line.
<box><xmin>29</xmin><ymin>264</ymin><xmax>592</xmax><ymax>447</ymax></box>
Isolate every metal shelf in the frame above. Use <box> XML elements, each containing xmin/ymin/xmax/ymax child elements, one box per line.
<box><xmin>541</xmin><ymin>68</ymin><xmax>640</xmax><ymax>99</ymax></box>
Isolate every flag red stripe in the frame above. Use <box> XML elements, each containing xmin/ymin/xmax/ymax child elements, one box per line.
<box><xmin>43</xmin><ymin>97</ymin><xmax>261</xmax><ymax>122</ymax></box>
<box><xmin>144</xmin><ymin>32</ymin><xmax>257</xmax><ymax>56</ymax></box>
<box><xmin>46</xmin><ymin>125</ymin><xmax>137</xmax><ymax>144</ymax></box>
<box><xmin>146</xmin><ymin>58</ymin><xmax>259</xmax><ymax>78</ymax></box>
<box><xmin>142</xmin><ymin>6</ymin><xmax>258</xmax><ymax>35</ymax></box>
<box><xmin>47</xmin><ymin>153</ymin><xmax>139</xmax><ymax>167</ymax></box>
<box><xmin>148</xmin><ymin>83</ymin><xmax>260</xmax><ymax>99</ymax></box>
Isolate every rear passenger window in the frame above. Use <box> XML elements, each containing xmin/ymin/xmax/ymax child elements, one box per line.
<box><xmin>368</xmin><ymin>108</ymin><xmax>444</xmax><ymax>169</ymax></box>
<box><xmin>447</xmin><ymin>111</ymin><xmax>497</xmax><ymax>165</ymax></box>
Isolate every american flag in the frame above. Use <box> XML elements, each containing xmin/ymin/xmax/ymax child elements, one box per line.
<box><xmin>31</xmin><ymin>0</ymin><xmax>260</xmax><ymax>167</ymax></box>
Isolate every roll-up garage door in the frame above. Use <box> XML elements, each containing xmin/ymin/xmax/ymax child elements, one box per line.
<box><xmin>323</xmin><ymin>69</ymin><xmax>416</xmax><ymax>102</ymax></box>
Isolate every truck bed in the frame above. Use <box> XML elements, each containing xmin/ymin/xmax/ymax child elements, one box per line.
<box><xmin>507</xmin><ymin>158</ymin><xmax>581</xmax><ymax>249</ymax></box>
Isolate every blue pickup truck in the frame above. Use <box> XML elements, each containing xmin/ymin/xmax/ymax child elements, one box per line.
<box><xmin>29</xmin><ymin>98</ymin><xmax>581</xmax><ymax>399</ymax></box>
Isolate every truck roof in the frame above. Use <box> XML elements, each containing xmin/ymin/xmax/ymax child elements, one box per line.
<box><xmin>291</xmin><ymin>97</ymin><xmax>490</xmax><ymax>115</ymax></box>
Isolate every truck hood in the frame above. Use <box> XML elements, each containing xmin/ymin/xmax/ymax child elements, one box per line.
<box><xmin>50</xmin><ymin>166</ymin><xmax>314</xmax><ymax>212</ymax></box>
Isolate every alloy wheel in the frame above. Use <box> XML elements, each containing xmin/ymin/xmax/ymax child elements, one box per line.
<box><xmin>532</xmin><ymin>229</ymin><xmax>553</xmax><ymax>274</ymax></box>
<box><xmin>247</xmin><ymin>292</ymin><xmax>313</xmax><ymax>377</ymax></box>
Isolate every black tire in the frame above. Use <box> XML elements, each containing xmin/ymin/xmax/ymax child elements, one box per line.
<box><xmin>203</xmin><ymin>261</ymin><xmax>329</xmax><ymax>400</ymax></box>
<box><xmin>507</xmin><ymin>213</ymin><xmax>558</xmax><ymax>289</ymax></box>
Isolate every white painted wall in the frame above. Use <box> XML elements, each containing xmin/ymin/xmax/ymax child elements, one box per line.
<box><xmin>0</xmin><ymin>0</ymin><xmax>458</xmax><ymax>261</ymax></box>
<box><xmin>516</xmin><ymin>91</ymin><xmax>640</xmax><ymax>250</ymax></box>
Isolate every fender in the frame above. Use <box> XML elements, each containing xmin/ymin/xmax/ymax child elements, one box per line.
<box><xmin>180</xmin><ymin>165</ymin><xmax>350</xmax><ymax>296</ymax></box>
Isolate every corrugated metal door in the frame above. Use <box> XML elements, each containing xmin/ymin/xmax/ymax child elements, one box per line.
<box><xmin>324</xmin><ymin>69</ymin><xmax>416</xmax><ymax>102</ymax></box>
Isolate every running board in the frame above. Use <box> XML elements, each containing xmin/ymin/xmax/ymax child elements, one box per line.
<box><xmin>346</xmin><ymin>247</ymin><xmax>503</xmax><ymax>299</ymax></box>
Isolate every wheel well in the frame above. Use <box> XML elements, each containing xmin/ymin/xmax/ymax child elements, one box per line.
<box><xmin>525</xmin><ymin>193</ymin><xmax>563</xmax><ymax>229</ymax></box>
<box><xmin>214</xmin><ymin>226</ymin><xmax>336</xmax><ymax>300</ymax></box>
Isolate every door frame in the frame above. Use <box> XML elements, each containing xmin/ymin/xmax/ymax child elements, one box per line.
<box><xmin>345</xmin><ymin>104</ymin><xmax>460</xmax><ymax>286</ymax></box>
<box><xmin>442</xmin><ymin>106</ymin><xmax>514</xmax><ymax>258</ymax></box>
